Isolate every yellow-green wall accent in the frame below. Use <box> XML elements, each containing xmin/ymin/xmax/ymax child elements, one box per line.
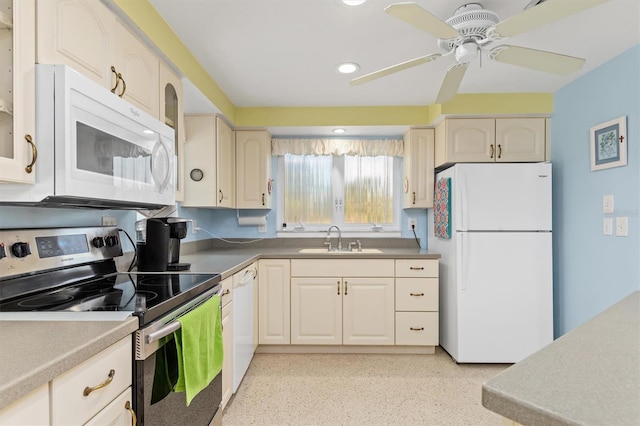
<box><xmin>115</xmin><ymin>1</ymin><xmax>554</xmax><ymax>129</ymax></box>
<box><xmin>112</xmin><ymin>0</ymin><xmax>236</xmax><ymax>120</ymax></box>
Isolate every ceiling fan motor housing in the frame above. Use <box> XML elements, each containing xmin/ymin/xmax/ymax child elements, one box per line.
<box><xmin>438</xmin><ymin>3</ymin><xmax>500</xmax><ymax>51</ymax></box>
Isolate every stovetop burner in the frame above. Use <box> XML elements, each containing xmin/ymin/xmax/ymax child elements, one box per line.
<box><xmin>0</xmin><ymin>272</ymin><xmax>221</xmax><ymax>326</ymax></box>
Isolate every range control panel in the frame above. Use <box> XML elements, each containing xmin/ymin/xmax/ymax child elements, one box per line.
<box><xmin>0</xmin><ymin>227</ymin><xmax>122</xmax><ymax>279</ymax></box>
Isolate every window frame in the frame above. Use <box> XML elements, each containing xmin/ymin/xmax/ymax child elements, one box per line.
<box><xmin>276</xmin><ymin>154</ymin><xmax>402</xmax><ymax>235</ymax></box>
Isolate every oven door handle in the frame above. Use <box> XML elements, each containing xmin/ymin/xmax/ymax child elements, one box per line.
<box><xmin>145</xmin><ymin>286</ymin><xmax>224</xmax><ymax>345</ymax></box>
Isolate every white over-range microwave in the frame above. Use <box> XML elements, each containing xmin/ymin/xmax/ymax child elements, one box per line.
<box><xmin>0</xmin><ymin>64</ymin><xmax>175</xmax><ymax>209</ymax></box>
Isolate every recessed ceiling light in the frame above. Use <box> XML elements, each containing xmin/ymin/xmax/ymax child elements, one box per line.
<box><xmin>342</xmin><ymin>0</ymin><xmax>367</xmax><ymax>6</ymax></box>
<box><xmin>333</xmin><ymin>128</ymin><xmax>346</xmax><ymax>134</ymax></box>
<box><xmin>337</xmin><ymin>62</ymin><xmax>360</xmax><ymax>74</ymax></box>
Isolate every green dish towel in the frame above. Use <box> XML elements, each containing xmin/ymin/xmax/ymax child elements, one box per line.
<box><xmin>173</xmin><ymin>295</ymin><xmax>223</xmax><ymax>406</ymax></box>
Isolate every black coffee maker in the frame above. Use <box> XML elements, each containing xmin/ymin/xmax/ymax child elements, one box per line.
<box><xmin>136</xmin><ymin>218</ymin><xmax>191</xmax><ymax>272</ymax></box>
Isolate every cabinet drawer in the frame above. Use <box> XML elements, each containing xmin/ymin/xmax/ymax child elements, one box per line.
<box><xmin>395</xmin><ymin>259</ymin><xmax>438</xmax><ymax>277</ymax></box>
<box><xmin>395</xmin><ymin>278</ymin><xmax>438</xmax><ymax>311</ymax></box>
<box><xmin>395</xmin><ymin>312</ymin><xmax>438</xmax><ymax>346</ymax></box>
<box><xmin>291</xmin><ymin>259</ymin><xmax>394</xmax><ymax>277</ymax></box>
<box><xmin>84</xmin><ymin>387</ymin><xmax>134</xmax><ymax>426</ymax></box>
<box><xmin>51</xmin><ymin>337</ymin><xmax>132</xmax><ymax>425</ymax></box>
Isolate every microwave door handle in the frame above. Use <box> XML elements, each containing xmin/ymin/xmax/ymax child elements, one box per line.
<box><xmin>150</xmin><ymin>139</ymin><xmax>171</xmax><ymax>191</ymax></box>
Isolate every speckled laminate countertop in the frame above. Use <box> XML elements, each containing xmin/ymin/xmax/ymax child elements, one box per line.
<box><xmin>181</xmin><ymin>245</ymin><xmax>440</xmax><ymax>278</ymax></box>
<box><xmin>482</xmin><ymin>291</ymin><xmax>640</xmax><ymax>426</ymax></box>
<box><xmin>0</xmin><ymin>316</ymin><xmax>138</xmax><ymax>410</ymax></box>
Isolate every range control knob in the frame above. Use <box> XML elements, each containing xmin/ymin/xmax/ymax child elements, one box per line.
<box><xmin>92</xmin><ymin>237</ymin><xmax>105</xmax><ymax>248</ymax></box>
<box><xmin>0</xmin><ymin>243</ymin><xmax>5</xmax><ymax>259</ymax></box>
<box><xmin>105</xmin><ymin>235</ymin><xmax>119</xmax><ymax>247</ymax></box>
<box><xmin>11</xmin><ymin>242</ymin><xmax>31</xmax><ymax>258</ymax></box>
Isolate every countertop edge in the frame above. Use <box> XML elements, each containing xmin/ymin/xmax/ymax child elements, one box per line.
<box><xmin>0</xmin><ymin>317</ymin><xmax>138</xmax><ymax>410</ymax></box>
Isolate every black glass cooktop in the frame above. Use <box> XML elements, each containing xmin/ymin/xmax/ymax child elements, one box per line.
<box><xmin>0</xmin><ymin>272</ymin><xmax>221</xmax><ymax>326</ymax></box>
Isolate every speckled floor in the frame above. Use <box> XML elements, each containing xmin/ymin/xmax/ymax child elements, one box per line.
<box><xmin>222</xmin><ymin>347</ymin><xmax>509</xmax><ymax>425</ymax></box>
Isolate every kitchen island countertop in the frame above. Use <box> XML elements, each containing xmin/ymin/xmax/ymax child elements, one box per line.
<box><xmin>482</xmin><ymin>290</ymin><xmax>640</xmax><ymax>425</ymax></box>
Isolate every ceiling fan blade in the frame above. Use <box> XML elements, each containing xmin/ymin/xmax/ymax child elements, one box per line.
<box><xmin>350</xmin><ymin>54</ymin><xmax>440</xmax><ymax>85</ymax></box>
<box><xmin>490</xmin><ymin>45</ymin><xmax>585</xmax><ymax>74</ymax></box>
<box><xmin>488</xmin><ymin>0</ymin><xmax>612</xmax><ymax>38</ymax></box>
<box><xmin>385</xmin><ymin>3</ymin><xmax>460</xmax><ymax>39</ymax></box>
<box><xmin>435</xmin><ymin>63</ymin><xmax>468</xmax><ymax>104</ymax></box>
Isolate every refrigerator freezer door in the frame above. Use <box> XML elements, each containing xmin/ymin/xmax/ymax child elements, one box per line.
<box><xmin>453</xmin><ymin>163</ymin><xmax>552</xmax><ymax>231</ymax></box>
<box><xmin>456</xmin><ymin>232</ymin><xmax>553</xmax><ymax>363</ymax></box>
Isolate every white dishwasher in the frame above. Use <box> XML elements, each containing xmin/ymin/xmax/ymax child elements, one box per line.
<box><xmin>232</xmin><ymin>264</ymin><xmax>257</xmax><ymax>392</ymax></box>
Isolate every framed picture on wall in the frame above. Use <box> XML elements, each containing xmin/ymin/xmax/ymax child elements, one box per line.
<box><xmin>590</xmin><ymin>116</ymin><xmax>627</xmax><ymax>171</ymax></box>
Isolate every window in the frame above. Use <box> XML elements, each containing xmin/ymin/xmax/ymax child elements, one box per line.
<box><xmin>278</xmin><ymin>154</ymin><xmax>401</xmax><ymax>232</ymax></box>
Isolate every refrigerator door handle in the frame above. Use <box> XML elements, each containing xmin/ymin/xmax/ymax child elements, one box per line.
<box><xmin>459</xmin><ymin>174</ymin><xmax>467</xmax><ymax>231</ymax></box>
<box><xmin>460</xmin><ymin>233</ymin><xmax>469</xmax><ymax>291</ymax></box>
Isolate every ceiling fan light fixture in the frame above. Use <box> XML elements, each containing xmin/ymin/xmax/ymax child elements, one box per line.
<box><xmin>455</xmin><ymin>42</ymin><xmax>478</xmax><ymax>64</ymax></box>
<box><xmin>342</xmin><ymin>0</ymin><xmax>367</xmax><ymax>6</ymax></box>
<box><xmin>337</xmin><ymin>62</ymin><xmax>360</xmax><ymax>74</ymax></box>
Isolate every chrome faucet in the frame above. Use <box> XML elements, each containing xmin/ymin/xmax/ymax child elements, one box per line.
<box><xmin>325</xmin><ymin>225</ymin><xmax>342</xmax><ymax>251</ymax></box>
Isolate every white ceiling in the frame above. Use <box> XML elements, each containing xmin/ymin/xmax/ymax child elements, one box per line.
<box><xmin>149</xmin><ymin>0</ymin><xmax>639</xmax><ymax>135</ymax></box>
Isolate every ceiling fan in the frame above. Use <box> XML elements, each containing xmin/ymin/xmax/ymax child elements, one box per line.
<box><xmin>350</xmin><ymin>0</ymin><xmax>612</xmax><ymax>103</ymax></box>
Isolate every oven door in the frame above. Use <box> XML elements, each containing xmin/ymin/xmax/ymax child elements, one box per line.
<box><xmin>48</xmin><ymin>64</ymin><xmax>176</xmax><ymax>206</ymax></box>
<box><xmin>135</xmin><ymin>348</ymin><xmax>222</xmax><ymax>426</ymax></box>
<box><xmin>133</xmin><ymin>284</ymin><xmax>223</xmax><ymax>425</ymax></box>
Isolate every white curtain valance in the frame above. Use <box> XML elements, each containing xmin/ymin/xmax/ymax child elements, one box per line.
<box><xmin>271</xmin><ymin>138</ymin><xmax>404</xmax><ymax>157</ymax></box>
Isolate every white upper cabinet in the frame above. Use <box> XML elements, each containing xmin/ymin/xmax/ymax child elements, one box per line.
<box><xmin>402</xmin><ymin>128</ymin><xmax>435</xmax><ymax>209</ymax></box>
<box><xmin>0</xmin><ymin>0</ymin><xmax>36</xmax><ymax>183</ymax></box>
<box><xmin>235</xmin><ymin>130</ymin><xmax>272</xmax><ymax>209</ymax></box>
<box><xmin>36</xmin><ymin>0</ymin><xmax>160</xmax><ymax>119</ymax></box>
<box><xmin>435</xmin><ymin>118</ymin><xmax>546</xmax><ymax>167</ymax></box>
<box><xmin>183</xmin><ymin>115</ymin><xmax>235</xmax><ymax>208</ymax></box>
<box><xmin>159</xmin><ymin>63</ymin><xmax>185</xmax><ymax>202</ymax></box>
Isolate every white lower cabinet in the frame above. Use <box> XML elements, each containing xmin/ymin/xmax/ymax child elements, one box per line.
<box><xmin>51</xmin><ymin>336</ymin><xmax>133</xmax><ymax>425</ymax></box>
<box><xmin>258</xmin><ymin>259</ymin><xmax>291</xmax><ymax>345</ymax></box>
<box><xmin>290</xmin><ymin>260</ymin><xmax>395</xmax><ymax>346</ymax></box>
<box><xmin>84</xmin><ymin>387</ymin><xmax>135</xmax><ymax>426</ymax></box>
<box><xmin>291</xmin><ymin>277</ymin><xmax>395</xmax><ymax>345</ymax></box>
<box><xmin>0</xmin><ymin>384</ymin><xmax>48</xmax><ymax>426</ymax></box>
<box><xmin>395</xmin><ymin>259</ymin><xmax>439</xmax><ymax>346</ymax></box>
<box><xmin>221</xmin><ymin>287</ymin><xmax>233</xmax><ymax>410</ymax></box>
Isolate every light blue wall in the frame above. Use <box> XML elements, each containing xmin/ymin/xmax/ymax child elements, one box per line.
<box><xmin>551</xmin><ymin>44</ymin><xmax>640</xmax><ymax>337</ymax></box>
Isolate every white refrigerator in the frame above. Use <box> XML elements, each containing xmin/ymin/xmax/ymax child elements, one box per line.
<box><xmin>428</xmin><ymin>163</ymin><xmax>553</xmax><ymax>363</ymax></box>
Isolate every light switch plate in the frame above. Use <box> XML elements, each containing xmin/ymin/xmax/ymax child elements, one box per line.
<box><xmin>603</xmin><ymin>195</ymin><xmax>614</xmax><ymax>214</ymax></box>
<box><xmin>603</xmin><ymin>218</ymin><xmax>613</xmax><ymax>235</ymax></box>
<box><xmin>616</xmin><ymin>217</ymin><xmax>628</xmax><ymax>237</ymax></box>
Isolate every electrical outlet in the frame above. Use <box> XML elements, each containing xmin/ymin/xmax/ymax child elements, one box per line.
<box><xmin>101</xmin><ymin>216</ymin><xmax>116</xmax><ymax>226</ymax></box>
<box><xmin>408</xmin><ymin>218</ymin><xmax>417</xmax><ymax>231</ymax></box>
<box><xmin>191</xmin><ymin>219</ymin><xmax>198</xmax><ymax>234</ymax></box>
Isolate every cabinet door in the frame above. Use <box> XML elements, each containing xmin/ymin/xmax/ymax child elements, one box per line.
<box><xmin>439</xmin><ymin>118</ymin><xmax>496</xmax><ymax>164</ymax></box>
<box><xmin>36</xmin><ymin>0</ymin><xmax>117</xmax><ymax>89</ymax></box>
<box><xmin>291</xmin><ymin>277</ymin><xmax>342</xmax><ymax>345</ymax></box>
<box><xmin>0</xmin><ymin>383</ymin><xmax>48</xmax><ymax>426</ymax></box>
<box><xmin>236</xmin><ymin>130</ymin><xmax>272</xmax><ymax>209</ymax></box>
<box><xmin>403</xmin><ymin>128</ymin><xmax>434</xmax><ymax>208</ymax></box>
<box><xmin>183</xmin><ymin>115</ymin><xmax>217</xmax><ymax>207</ymax></box>
<box><xmin>159</xmin><ymin>62</ymin><xmax>185</xmax><ymax>202</ymax></box>
<box><xmin>84</xmin><ymin>387</ymin><xmax>135</xmax><ymax>426</ymax></box>
<box><xmin>114</xmin><ymin>20</ymin><xmax>159</xmax><ymax>119</ymax></box>
<box><xmin>0</xmin><ymin>0</ymin><xmax>36</xmax><ymax>183</ymax></box>
<box><xmin>258</xmin><ymin>259</ymin><xmax>290</xmax><ymax>344</ymax></box>
<box><xmin>495</xmin><ymin>118</ymin><xmax>546</xmax><ymax>162</ymax></box>
<box><xmin>216</xmin><ymin>116</ymin><xmax>235</xmax><ymax>208</ymax></box>
<box><xmin>221</xmin><ymin>300</ymin><xmax>233</xmax><ymax>409</ymax></box>
<box><xmin>342</xmin><ymin>277</ymin><xmax>395</xmax><ymax>345</ymax></box>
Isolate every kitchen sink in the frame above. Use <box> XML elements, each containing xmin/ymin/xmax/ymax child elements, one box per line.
<box><xmin>298</xmin><ymin>248</ymin><xmax>383</xmax><ymax>254</ymax></box>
